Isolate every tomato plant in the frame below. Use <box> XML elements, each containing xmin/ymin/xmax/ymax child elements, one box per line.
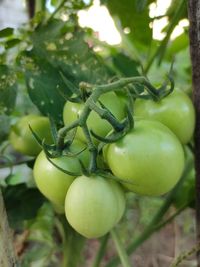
<box><xmin>9</xmin><ymin>115</ymin><xmax>53</xmax><ymax>156</ymax></box>
<box><xmin>0</xmin><ymin>1</ymin><xmax>198</xmax><ymax>266</ymax></box>
<box><xmin>63</xmin><ymin>91</ymin><xmax>125</xmax><ymax>143</ymax></box>
<box><xmin>134</xmin><ymin>90</ymin><xmax>195</xmax><ymax>144</ymax></box>
<box><xmin>33</xmin><ymin>140</ymin><xmax>90</xmax><ymax>208</ymax></box>
<box><xmin>104</xmin><ymin>120</ymin><xmax>185</xmax><ymax>196</ymax></box>
<box><xmin>65</xmin><ymin>175</ymin><xmax>126</xmax><ymax>238</ymax></box>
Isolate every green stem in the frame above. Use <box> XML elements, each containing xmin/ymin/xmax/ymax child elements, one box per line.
<box><xmin>106</xmin><ymin>159</ymin><xmax>193</xmax><ymax>267</ymax></box>
<box><xmin>54</xmin><ymin>218</ymin><xmax>68</xmax><ymax>267</ymax></box>
<box><xmin>154</xmin><ymin>202</ymin><xmax>189</xmax><ymax>232</ymax></box>
<box><xmin>56</xmin><ymin>215</ymin><xmax>85</xmax><ymax>267</ymax></box>
<box><xmin>56</xmin><ymin>76</ymin><xmax>173</xmax><ymax>173</ymax></box>
<box><xmin>46</xmin><ymin>0</ymin><xmax>67</xmax><ymax>23</ymax></box>
<box><xmin>92</xmin><ymin>234</ymin><xmax>109</xmax><ymax>267</ymax></box>
<box><xmin>57</xmin><ymin>76</ymin><xmax>163</xmax><ymax>151</ymax></box>
<box><xmin>35</xmin><ymin>0</ymin><xmax>46</xmax><ymax>13</ymax></box>
<box><xmin>57</xmin><ymin>120</ymin><xmax>79</xmax><ymax>149</ymax></box>
<box><xmin>95</xmin><ymin>77</ymin><xmax>159</xmax><ymax>99</ymax></box>
<box><xmin>89</xmin><ymin>101</ymin><xmax>124</xmax><ymax>132</ymax></box>
<box><xmin>144</xmin><ymin>0</ymin><xmax>186</xmax><ymax>74</ymax></box>
<box><xmin>111</xmin><ymin>229</ymin><xmax>132</xmax><ymax>267</ymax></box>
<box><xmin>82</xmin><ymin>124</ymin><xmax>97</xmax><ymax>173</ymax></box>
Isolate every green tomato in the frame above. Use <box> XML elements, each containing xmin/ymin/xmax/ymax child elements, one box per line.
<box><xmin>65</xmin><ymin>175</ymin><xmax>126</xmax><ymax>238</ymax></box>
<box><xmin>33</xmin><ymin>140</ymin><xmax>90</xmax><ymax>207</ymax></box>
<box><xmin>134</xmin><ymin>90</ymin><xmax>195</xmax><ymax>144</ymax></box>
<box><xmin>63</xmin><ymin>92</ymin><xmax>125</xmax><ymax>143</ymax></box>
<box><xmin>104</xmin><ymin>120</ymin><xmax>185</xmax><ymax>196</ymax></box>
<box><xmin>9</xmin><ymin>115</ymin><xmax>53</xmax><ymax>156</ymax></box>
<box><xmin>108</xmin><ymin>179</ymin><xmax>126</xmax><ymax>223</ymax></box>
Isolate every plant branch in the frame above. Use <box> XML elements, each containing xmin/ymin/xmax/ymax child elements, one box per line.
<box><xmin>144</xmin><ymin>0</ymin><xmax>186</xmax><ymax>74</ymax></box>
<box><xmin>81</xmin><ymin>124</ymin><xmax>97</xmax><ymax>173</ymax></box>
<box><xmin>46</xmin><ymin>0</ymin><xmax>67</xmax><ymax>23</ymax></box>
<box><xmin>92</xmin><ymin>234</ymin><xmax>109</xmax><ymax>267</ymax></box>
<box><xmin>111</xmin><ymin>229</ymin><xmax>132</xmax><ymax>267</ymax></box>
<box><xmin>170</xmin><ymin>243</ymin><xmax>200</xmax><ymax>267</ymax></box>
<box><xmin>56</xmin><ymin>76</ymin><xmax>173</xmax><ymax>174</ymax></box>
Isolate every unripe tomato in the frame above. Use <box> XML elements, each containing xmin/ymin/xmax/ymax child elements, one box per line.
<box><xmin>33</xmin><ymin>140</ymin><xmax>90</xmax><ymax>207</ymax></box>
<box><xmin>104</xmin><ymin>120</ymin><xmax>185</xmax><ymax>196</ymax></box>
<box><xmin>134</xmin><ymin>90</ymin><xmax>195</xmax><ymax>144</ymax></box>
<box><xmin>65</xmin><ymin>175</ymin><xmax>126</xmax><ymax>238</ymax></box>
<box><xmin>63</xmin><ymin>92</ymin><xmax>125</xmax><ymax>143</ymax></box>
<box><xmin>9</xmin><ymin>115</ymin><xmax>53</xmax><ymax>156</ymax></box>
<box><xmin>108</xmin><ymin>179</ymin><xmax>126</xmax><ymax>223</ymax></box>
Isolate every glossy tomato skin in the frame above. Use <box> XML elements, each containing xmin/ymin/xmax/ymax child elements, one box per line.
<box><xmin>104</xmin><ymin>120</ymin><xmax>185</xmax><ymax>196</ymax></box>
<box><xmin>33</xmin><ymin>140</ymin><xmax>90</xmax><ymax>207</ymax></box>
<box><xmin>9</xmin><ymin>115</ymin><xmax>53</xmax><ymax>156</ymax></box>
<box><xmin>134</xmin><ymin>90</ymin><xmax>195</xmax><ymax>144</ymax></box>
<box><xmin>63</xmin><ymin>92</ymin><xmax>125</xmax><ymax>143</ymax></box>
<box><xmin>108</xmin><ymin>179</ymin><xmax>126</xmax><ymax>223</ymax></box>
<box><xmin>65</xmin><ymin>175</ymin><xmax>126</xmax><ymax>239</ymax></box>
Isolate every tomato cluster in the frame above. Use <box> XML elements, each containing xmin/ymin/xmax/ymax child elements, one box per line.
<box><xmin>9</xmin><ymin>84</ymin><xmax>195</xmax><ymax>239</ymax></box>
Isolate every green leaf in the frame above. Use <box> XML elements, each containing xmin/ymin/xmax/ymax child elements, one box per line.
<box><xmin>165</xmin><ymin>33</ymin><xmax>189</xmax><ymax>61</ymax></box>
<box><xmin>50</xmin><ymin>0</ymin><xmax>58</xmax><ymax>6</ymax></box>
<box><xmin>5</xmin><ymin>38</ymin><xmax>21</xmax><ymax>49</ymax></box>
<box><xmin>135</xmin><ymin>0</ymin><xmax>148</xmax><ymax>12</ymax></box>
<box><xmin>30</xmin><ymin>19</ymin><xmax>112</xmax><ymax>85</ymax></box>
<box><xmin>0</xmin><ymin>27</ymin><xmax>14</xmax><ymax>38</ymax></box>
<box><xmin>166</xmin><ymin>0</ymin><xmax>187</xmax><ymax>24</ymax></box>
<box><xmin>20</xmin><ymin>203</ymin><xmax>59</xmax><ymax>266</ymax></box>
<box><xmin>0</xmin><ymin>114</ymin><xmax>10</xmax><ymax>141</ymax></box>
<box><xmin>23</xmin><ymin>51</ymin><xmax>67</xmax><ymax>123</ymax></box>
<box><xmin>2</xmin><ymin>183</ymin><xmax>45</xmax><ymax>228</ymax></box>
<box><xmin>112</xmin><ymin>52</ymin><xmax>141</xmax><ymax>77</ymax></box>
<box><xmin>28</xmin><ymin>202</ymin><xmax>55</xmax><ymax>243</ymax></box>
<box><xmin>18</xmin><ymin>19</ymin><xmax>113</xmax><ymax>122</ymax></box>
<box><xmin>0</xmin><ymin>65</ymin><xmax>17</xmax><ymax>115</ymax></box>
<box><xmin>102</xmin><ymin>0</ymin><xmax>152</xmax><ymax>45</ymax></box>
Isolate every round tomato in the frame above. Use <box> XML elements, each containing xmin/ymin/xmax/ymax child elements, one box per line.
<box><xmin>63</xmin><ymin>92</ymin><xmax>125</xmax><ymax>143</ymax></box>
<box><xmin>65</xmin><ymin>175</ymin><xmax>126</xmax><ymax>238</ymax></box>
<box><xmin>104</xmin><ymin>120</ymin><xmax>185</xmax><ymax>196</ymax></box>
<box><xmin>9</xmin><ymin>115</ymin><xmax>53</xmax><ymax>156</ymax></box>
<box><xmin>134</xmin><ymin>90</ymin><xmax>195</xmax><ymax>144</ymax></box>
<box><xmin>33</xmin><ymin>140</ymin><xmax>90</xmax><ymax>207</ymax></box>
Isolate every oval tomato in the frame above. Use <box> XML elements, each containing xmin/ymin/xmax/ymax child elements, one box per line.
<box><xmin>9</xmin><ymin>115</ymin><xmax>53</xmax><ymax>156</ymax></box>
<box><xmin>33</xmin><ymin>140</ymin><xmax>90</xmax><ymax>208</ymax></box>
<box><xmin>65</xmin><ymin>175</ymin><xmax>126</xmax><ymax>238</ymax></box>
<box><xmin>134</xmin><ymin>90</ymin><xmax>195</xmax><ymax>144</ymax></box>
<box><xmin>104</xmin><ymin>120</ymin><xmax>185</xmax><ymax>196</ymax></box>
<box><xmin>63</xmin><ymin>92</ymin><xmax>125</xmax><ymax>143</ymax></box>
